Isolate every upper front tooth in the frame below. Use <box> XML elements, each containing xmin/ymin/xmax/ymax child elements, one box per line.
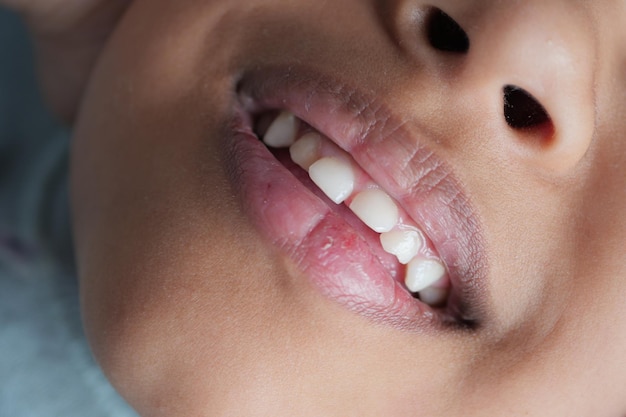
<box><xmin>289</xmin><ymin>133</ymin><xmax>321</xmax><ymax>170</ymax></box>
<box><xmin>263</xmin><ymin>111</ymin><xmax>299</xmax><ymax>148</ymax></box>
<box><xmin>309</xmin><ymin>156</ymin><xmax>355</xmax><ymax>204</ymax></box>
<box><xmin>405</xmin><ymin>258</ymin><xmax>446</xmax><ymax>293</ymax></box>
<box><xmin>349</xmin><ymin>189</ymin><xmax>399</xmax><ymax>233</ymax></box>
<box><xmin>380</xmin><ymin>229</ymin><xmax>423</xmax><ymax>264</ymax></box>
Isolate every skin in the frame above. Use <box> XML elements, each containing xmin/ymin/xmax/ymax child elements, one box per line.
<box><xmin>4</xmin><ymin>0</ymin><xmax>626</xmax><ymax>415</ymax></box>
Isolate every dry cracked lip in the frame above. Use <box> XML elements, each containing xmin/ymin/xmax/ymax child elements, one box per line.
<box><xmin>258</xmin><ymin>110</ymin><xmax>452</xmax><ymax>307</ymax></box>
<box><xmin>225</xmin><ymin>66</ymin><xmax>488</xmax><ymax>330</ymax></box>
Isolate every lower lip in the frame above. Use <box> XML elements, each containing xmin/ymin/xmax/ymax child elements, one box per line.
<box><xmin>224</xmin><ymin>118</ymin><xmax>441</xmax><ymax>330</ymax></box>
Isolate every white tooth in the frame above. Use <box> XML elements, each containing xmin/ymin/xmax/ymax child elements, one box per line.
<box><xmin>405</xmin><ymin>258</ymin><xmax>446</xmax><ymax>293</ymax></box>
<box><xmin>418</xmin><ymin>286</ymin><xmax>448</xmax><ymax>306</ymax></box>
<box><xmin>309</xmin><ymin>157</ymin><xmax>355</xmax><ymax>204</ymax></box>
<box><xmin>263</xmin><ymin>111</ymin><xmax>299</xmax><ymax>148</ymax></box>
<box><xmin>349</xmin><ymin>189</ymin><xmax>399</xmax><ymax>233</ymax></box>
<box><xmin>380</xmin><ymin>229</ymin><xmax>423</xmax><ymax>264</ymax></box>
<box><xmin>289</xmin><ymin>133</ymin><xmax>321</xmax><ymax>170</ymax></box>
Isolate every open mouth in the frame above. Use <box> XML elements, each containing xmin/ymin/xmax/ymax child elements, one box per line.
<box><xmin>227</xmin><ymin>67</ymin><xmax>487</xmax><ymax>330</ymax></box>
<box><xmin>255</xmin><ymin>110</ymin><xmax>451</xmax><ymax>308</ymax></box>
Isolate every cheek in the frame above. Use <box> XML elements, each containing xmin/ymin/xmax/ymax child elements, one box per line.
<box><xmin>69</xmin><ymin>0</ymin><xmax>264</xmax><ymax>390</ymax></box>
<box><xmin>71</xmin><ymin>0</ymin><xmax>244</xmax><ymax>281</ymax></box>
<box><xmin>70</xmin><ymin>79</ymin><xmax>292</xmax><ymax>415</ymax></box>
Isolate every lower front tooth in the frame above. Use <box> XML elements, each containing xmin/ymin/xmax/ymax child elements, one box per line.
<box><xmin>308</xmin><ymin>156</ymin><xmax>355</xmax><ymax>204</ymax></box>
<box><xmin>405</xmin><ymin>258</ymin><xmax>446</xmax><ymax>293</ymax></box>
<box><xmin>349</xmin><ymin>189</ymin><xmax>399</xmax><ymax>233</ymax></box>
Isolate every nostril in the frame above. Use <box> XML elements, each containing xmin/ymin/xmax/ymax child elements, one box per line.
<box><xmin>426</xmin><ymin>8</ymin><xmax>470</xmax><ymax>54</ymax></box>
<box><xmin>503</xmin><ymin>85</ymin><xmax>551</xmax><ymax>130</ymax></box>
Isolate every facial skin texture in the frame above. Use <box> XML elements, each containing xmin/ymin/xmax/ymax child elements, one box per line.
<box><xmin>71</xmin><ymin>1</ymin><xmax>626</xmax><ymax>416</ymax></box>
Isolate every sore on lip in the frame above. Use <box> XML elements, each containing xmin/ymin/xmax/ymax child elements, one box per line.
<box><xmin>224</xmin><ymin>66</ymin><xmax>487</xmax><ymax>330</ymax></box>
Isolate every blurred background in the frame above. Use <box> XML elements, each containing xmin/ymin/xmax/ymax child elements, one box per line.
<box><xmin>0</xmin><ymin>7</ymin><xmax>137</xmax><ymax>416</ymax></box>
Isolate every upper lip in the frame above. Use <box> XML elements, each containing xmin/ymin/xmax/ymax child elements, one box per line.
<box><xmin>235</xmin><ymin>65</ymin><xmax>489</xmax><ymax>327</ymax></box>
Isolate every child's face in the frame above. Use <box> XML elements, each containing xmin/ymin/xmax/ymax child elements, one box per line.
<box><xmin>71</xmin><ymin>0</ymin><xmax>626</xmax><ymax>415</ymax></box>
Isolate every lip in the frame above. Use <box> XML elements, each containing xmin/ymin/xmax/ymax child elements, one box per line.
<box><xmin>223</xmin><ymin>66</ymin><xmax>488</xmax><ymax>331</ymax></box>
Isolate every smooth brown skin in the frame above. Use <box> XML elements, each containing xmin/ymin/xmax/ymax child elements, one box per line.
<box><xmin>6</xmin><ymin>0</ymin><xmax>626</xmax><ymax>415</ymax></box>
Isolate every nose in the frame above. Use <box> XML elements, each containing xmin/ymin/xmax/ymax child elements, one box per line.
<box><xmin>390</xmin><ymin>1</ymin><xmax>596</xmax><ymax>174</ymax></box>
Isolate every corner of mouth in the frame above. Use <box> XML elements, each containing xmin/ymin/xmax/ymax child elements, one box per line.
<box><xmin>228</xmin><ymin>65</ymin><xmax>490</xmax><ymax>331</ymax></box>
